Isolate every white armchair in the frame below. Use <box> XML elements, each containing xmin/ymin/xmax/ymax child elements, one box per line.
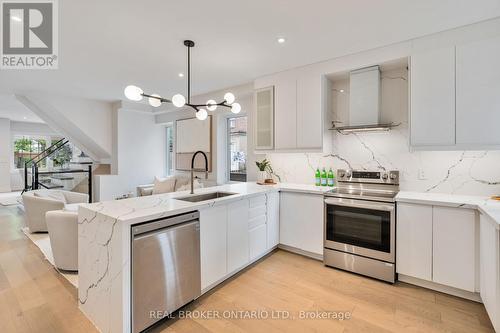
<box><xmin>46</xmin><ymin>210</ymin><xmax>78</xmax><ymax>271</ymax></box>
<box><xmin>22</xmin><ymin>190</ymin><xmax>88</xmax><ymax>233</ymax></box>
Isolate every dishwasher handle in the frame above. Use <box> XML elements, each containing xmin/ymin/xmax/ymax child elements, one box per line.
<box><xmin>132</xmin><ymin>211</ymin><xmax>200</xmax><ymax>237</ymax></box>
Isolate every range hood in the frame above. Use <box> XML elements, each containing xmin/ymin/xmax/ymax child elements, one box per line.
<box><xmin>331</xmin><ymin>65</ymin><xmax>395</xmax><ymax>133</ymax></box>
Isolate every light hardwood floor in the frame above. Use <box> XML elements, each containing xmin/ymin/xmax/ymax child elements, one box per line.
<box><xmin>0</xmin><ymin>205</ymin><xmax>494</xmax><ymax>333</ymax></box>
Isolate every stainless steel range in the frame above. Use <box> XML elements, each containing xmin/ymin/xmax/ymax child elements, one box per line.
<box><xmin>323</xmin><ymin>169</ymin><xmax>399</xmax><ymax>283</ymax></box>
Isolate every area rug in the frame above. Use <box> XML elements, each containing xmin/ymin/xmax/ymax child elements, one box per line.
<box><xmin>21</xmin><ymin>227</ymin><xmax>78</xmax><ymax>288</ymax></box>
<box><xmin>0</xmin><ymin>196</ymin><xmax>22</xmax><ymax>206</ymax></box>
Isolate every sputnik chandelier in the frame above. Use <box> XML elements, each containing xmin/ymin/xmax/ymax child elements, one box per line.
<box><xmin>124</xmin><ymin>40</ymin><xmax>240</xmax><ymax>120</ymax></box>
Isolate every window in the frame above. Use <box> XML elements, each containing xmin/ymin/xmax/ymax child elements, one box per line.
<box><xmin>166</xmin><ymin>125</ymin><xmax>174</xmax><ymax>176</ymax></box>
<box><xmin>228</xmin><ymin>116</ymin><xmax>247</xmax><ymax>182</ymax></box>
<box><xmin>13</xmin><ymin>135</ymin><xmax>48</xmax><ymax>168</ymax></box>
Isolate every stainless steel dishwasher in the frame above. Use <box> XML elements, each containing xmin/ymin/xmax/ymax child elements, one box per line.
<box><xmin>131</xmin><ymin>211</ymin><xmax>201</xmax><ymax>333</ymax></box>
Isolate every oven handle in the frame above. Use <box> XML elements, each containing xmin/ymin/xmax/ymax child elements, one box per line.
<box><xmin>324</xmin><ymin>197</ymin><xmax>395</xmax><ymax>212</ymax></box>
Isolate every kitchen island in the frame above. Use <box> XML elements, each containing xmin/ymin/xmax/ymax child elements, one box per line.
<box><xmin>77</xmin><ymin>182</ymin><xmax>282</xmax><ymax>333</ymax></box>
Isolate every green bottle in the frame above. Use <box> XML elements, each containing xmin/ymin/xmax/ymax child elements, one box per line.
<box><xmin>321</xmin><ymin>168</ymin><xmax>327</xmax><ymax>186</ymax></box>
<box><xmin>327</xmin><ymin>168</ymin><xmax>335</xmax><ymax>187</ymax></box>
<box><xmin>315</xmin><ymin>168</ymin><xmax>321</xmax><ymax>186</ymax></box>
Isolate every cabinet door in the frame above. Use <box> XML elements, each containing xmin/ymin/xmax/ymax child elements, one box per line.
<box><xmin>456</xmin><ymin>36</ymin><xmax>500</xmax><ymax>146</ymax></box>
<box><xmin>249</xmin><ymin>224</ymin><xmax>267</xmax><ymax>260</ymax></box>
<box><xmin>279</xmin><ymin>192</ymin><xmax>324</xmax><ymax>255</ymax></box>
<box><xmin>274</xmin><ymin>71</ymin><xmax>297</xmax><ymax>150</ymax></box>
<box><xmin>266</xmin><ymin>192</ymin><xmax>280</xmax><ymax>249</ymax></box>
<box><xmin>227</xmin><ymin>200</ymin><xmax>249</xmax><ymax>273</ymax></box>
<box><xmin>296</xmin><ymin>71</ymin><xmax>322</xmax><ymax>149</ymax></box>
<box><xmin>480</xmin><ymin>213</ymin><xmax>500</xmax><ymax>331</ymax></box>
<box><xmin>254</xmin><ymin>86</ymin><xmax>274</xmax><ymax>150</ymax></box>
<box><xmin>396</xmin><ymin>203</ymin><xmax>432</xmax><ymax>280</ymax></box>
<box><xmin>200</xmin><ymin>206</ymin><xmax>227</xmax><ymax>289</ymax></box>
<box><xmin>433</xmin><ymin>207</ymin><xmax>476</xmax><ymax>291</ymax></box>
<box><xmin>410</xmin><ymin>46</ymin><xmax>455</xmax><ymax>146</ymax></box>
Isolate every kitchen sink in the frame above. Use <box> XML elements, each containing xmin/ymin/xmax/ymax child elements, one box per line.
<box><xmin>175</xmin><ymin>191</ymin><xmax>237</xmax><ymax>203</ymax></box>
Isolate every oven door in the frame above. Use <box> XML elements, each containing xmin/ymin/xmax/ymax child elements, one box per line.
<box><xmin>324</xmin><ymin>197</ymin><xmax>395</xmax><ymax>263</ymax></box>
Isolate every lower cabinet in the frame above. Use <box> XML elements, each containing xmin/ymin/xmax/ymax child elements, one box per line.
<box><xmin>396</xmin><ymin>203</ymin><xmax>433</xmax><ymax>280</ymax></box>
<box><xmin>480</xmin><ymin>213</ymin><xmax>500</xmax><ymax>332</ymax></box>
<box><xmin>249</xmin><ymin>224</ymin><xmax>267</xmax><ymax>260</ymax></box>
<box><xmin>433</xmin><ymin>207</ymin><xmax>477</xmax><ymax>292</ymax></box>
<box><xmin>227</xmin><ymin>200</ymin><xmax>249</xmax><ymax>273</ymax></box>
<box><xmin>396</xmin><ymin>202</ymin><xmax>478</xmax><ymax>292</ymax></box>
<box><xmin>200</xmin><ymin>205</ymin><xmax>228</xmax><ymax>289</ymax></box>
<box><xmin>200</xmin><ymin>192</ymin><xmax>279</xmax><ymax>291</ymax></box>
<box><xmin>279</xmin><ymin>191</ymin><xmax>324</xmax><ymax>255</ymax></box>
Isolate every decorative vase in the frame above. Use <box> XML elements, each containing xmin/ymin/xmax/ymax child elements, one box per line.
<box><xmin>259</xmin><ymin>170</ymin><xmax>266</xmax><ymax>182</ymax></box>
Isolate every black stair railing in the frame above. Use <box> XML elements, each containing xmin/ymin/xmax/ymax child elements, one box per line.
<box><xmin>22</xmin><ymin>139</ymin><xmax>93</xmax><ymax>203</ymax></box>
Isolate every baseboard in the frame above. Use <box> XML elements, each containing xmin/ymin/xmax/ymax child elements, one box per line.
<box><xmin>278</xmin><ymin>244</ymin><xmax>323</xmax><ymax>261</ymax></box>
<box><xmin>201</xmin><ymin>246</ymin><xmax>277</xmax><ymax>295</ymax></box>
<box><xmin>398</xmin><ymin>274</ymin><xmax>482</xmax><ymax>303</ymax></box>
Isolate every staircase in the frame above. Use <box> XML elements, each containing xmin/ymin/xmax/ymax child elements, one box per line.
<box><xmin>22</xmin><ymin>139</ymin><xmax>94</xmax><ymax>203</ymax></box>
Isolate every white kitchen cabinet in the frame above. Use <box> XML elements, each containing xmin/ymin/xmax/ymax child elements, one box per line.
<box><xmin>456</xmin><ymin>36</ymin><xmax>500</xmax><ymax>146</ymax></box>
<box><xmin>433</xmin><ymin>207</ymin><xmax>477</xmax><ymax>292</ymax></box>
<box><xmin>279</xmin><ymin>192</ymin><xmax>324</xmax><ymax>255</ymax></box>
<box><xmin>396</xmin><ymin>203</ymin><xmax>433</xmax><ymax>281</ymax></box>
<box><xmin>274</xmin><ymin>71</ymin><xmax>298</xmax><ymax>150</ymax></box>
<box><xmin>266</xmin><ymin>192</ymin><xmax>280</xmax><ymax>249</ymax></box>
<box><xmin>296</xmin><ymin>71</ymin><xmax>323</xmax><ymax>149</ymax></box>
<box><xmin>249</xmin><ymin>224</ymin><xmax>267</xmax><ymax>260</ymax></box>
<box><xmin>410</xmin><ymin>46</ymin><xmax>456</xmax><ymax>147</ymax></box>
<box><xmin>200</xmin><ymin>205</ymin><xmax>227</xmax><ymax>289</ymax></box>
<box><xmin>480</xmin><ymin>213</ymin><xmax>500</xmax><ymax>332</ymax></box>
<box><xmin>227</xmin><ymin>200</ymin><xmax>249</xmax><ymax>273</ymax></box>
<box><xmin>254</xmin><ymin>86</ymin><xmax>274</xmax><ymax>150</ymax></box>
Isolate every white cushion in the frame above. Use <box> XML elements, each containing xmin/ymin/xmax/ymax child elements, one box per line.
<box><xmin>63</xmin><ymin>203</ymin><xmax>80</xmax><ymax>212</ymax></box>
<box><xmin>174</xmin><ymin>177</ymin><xmax>190</xmax><ymax>191</ymax></box>
<box><xmin>152</xmin><ymin>177</ymin><xmax>176</xmax><ymax>194</ymax></box>
<box><xmin>176</xmin><ymin>179</ymin><xmax>204</xmax><ymax>192</ymax></box>
<box><xmin>34</xmin><ymin>190</ymin><xmax>67</xmax><ymax>203</ymax></box>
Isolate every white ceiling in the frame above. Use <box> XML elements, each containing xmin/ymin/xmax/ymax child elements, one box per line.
<box><xmin>0</xmin><ymin>0</ymin><xmax>499</xmax><ymax>104</ymax></box>
<box><xmin>0</xmin><ymin>94</ymin><xmax>44</xmax><ymax>123</ymax></box>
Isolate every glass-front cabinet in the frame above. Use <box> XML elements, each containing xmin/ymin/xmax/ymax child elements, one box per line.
<box><xmin>254</xmin><ymin>86</ymin><xmax>274</xmax><ymax>150</ymax></box>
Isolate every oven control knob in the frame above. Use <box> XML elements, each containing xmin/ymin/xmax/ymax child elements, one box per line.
<box><xmin>338</xmin><ymin>171</ymin><xmax>345</xmax><ymax>178</ymax></box>
<box><xmin>346</xmin><ymin>171</ymin><xmax>351</xmax><ymax>178</ymax></box>
<box><xmin>382</xmin><ymin>173</ymin><xmax>388</xmax><ymax>180</ymax></box>
<box><xmin>390</xmin><ymin>173</ymin><xmax>397</xmax><ymax>180</ymax></box>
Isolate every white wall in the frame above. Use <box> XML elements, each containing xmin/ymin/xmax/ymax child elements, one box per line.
<box><xmin>95</xmin><ymin>108</ymin><xmax>165</xmax><ymax>201</ymax></box>
<box><xmin>17</xmin><ymin>93</ymin><xmax>113</xmax><ymax>161</ymax></box>
<box><xmin>0</xmin><ymin>118</ymin><xmax>11</xmax><ymax>192</ymax></box>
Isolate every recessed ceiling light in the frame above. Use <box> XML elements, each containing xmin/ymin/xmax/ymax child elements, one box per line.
<box><xmin>277</xmin><ymin>37</ymin><xmax>286</xmax><ymax>44</ymax></box>
<box><xmin>339</xmin><ymin>89</ymin><xmax>345</xmax><ymax>93</ymax></box>
<box><xmin>23</xmin><ymin>116</ymin><xmax>27</xmax><ymax>120</ymax></box>
<box><xmin>11</xmin><ymin>16</ymin><xmax>22</xmax><ymax>22</ymax></box>
<box><xmin>178</xmin><ymin>73</ymin><xmax>184</xmax><ymax>78</ymax></box>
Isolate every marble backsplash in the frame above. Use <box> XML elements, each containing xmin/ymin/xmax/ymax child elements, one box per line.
<box><xmin>266</xmin><ymin>126</ymin><xmax>500</xmax><ymax>196</ymax></box>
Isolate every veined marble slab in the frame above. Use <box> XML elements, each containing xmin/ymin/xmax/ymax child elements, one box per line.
<box><xmin>396</xmin><ymin>191</ymin><xmax>500</xmax><ymax>229</ymax></box>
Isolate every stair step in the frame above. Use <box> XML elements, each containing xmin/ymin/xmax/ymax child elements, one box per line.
<box><xmin>50</xmin><ymin>175</ymin><xmax>74</xmax><ymax>180</ymax></box>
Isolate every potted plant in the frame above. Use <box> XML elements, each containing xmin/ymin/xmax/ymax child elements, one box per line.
<box><xmin>255</xmin><ymin>159</ymin><xmax>281</xmax><ymax>184</ymax></box>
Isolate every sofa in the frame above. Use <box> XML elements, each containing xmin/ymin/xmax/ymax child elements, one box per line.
<box><xmin>22</xmin><ymin>190</ymin><xmax>89</xmax><ymax>233</ymax></box>
<box><xmin>136</xmin><ymin>176</ymin><xmax>210</xmax><ymax>196</ymax></box>
<box><xmin>46</xmin><ymin>210</ymin><xmax>79</xmax><ymax>271</ymax></box>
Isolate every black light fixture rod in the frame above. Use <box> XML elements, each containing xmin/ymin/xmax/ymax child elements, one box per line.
<box><xmin>141</xmin><ymin>93</ymin><xmax>171</xmax><ymax>103</ymax></box>
<box><xmin>184</xmin><ymin>40</ymin><xmax>195</xmax><ymax>104</ymax></box>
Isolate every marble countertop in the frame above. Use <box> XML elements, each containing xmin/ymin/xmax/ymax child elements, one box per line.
<box><xmin>396</xmin><ymin>191</ymin><xmax>500</xmax><ymax>228</ymax></box>
<box><xmin>79</xmin><ymin>182</ymin><xmax>334</xmax><ymax>225</ymax></box>
<box><xmin>80</xmin><ymin>182</ymin><xmax>282</xmax><ymax>225</ymax></box>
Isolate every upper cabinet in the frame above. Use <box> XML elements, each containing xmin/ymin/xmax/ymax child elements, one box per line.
<box><xmin>254</xmin><ymin>69</ymin><xmax>324</xmax><ymax>151</ymax></box>
<box><xmin>456</xmin><ymin>36</ymin><xmax>500</xmax><ymax>146</ymax></box>
<box><xmin>410</xmin><ymin>35</ymin><xmax>500</xmax><ymax>150</ymax></box>
<box><xmin>254</xmin><ymin>86</ymin><xmax>274</xmax><ymax>150</ymax></box>
<box><xmin>410</xmin><ymin>46</ymin><xmax>456</xmax><ymax>147</ymax></box>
